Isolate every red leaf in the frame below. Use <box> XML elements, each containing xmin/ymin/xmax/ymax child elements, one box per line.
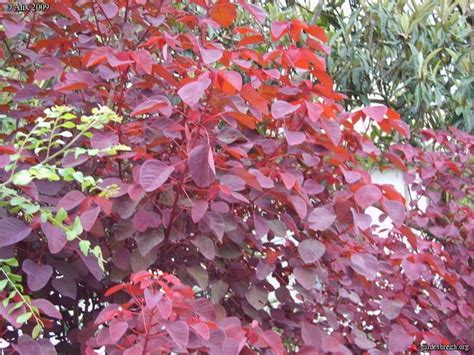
<box><xmin>0</xmin><ymin>217</ymin><xmax>32</xmax><ymax>248</ymax></box>
<box><xmin>306</xmin><ymin>25</ymin><xmax>328</xmax><ymax>42</ymax></box>
<box><xmin>218</xmin><ymin>71</ymin><xmax>243</xmax><ymax>94</ymax></box>
<box><xmin>298</xmin><ymin>239</ymin><xmax>325</xmax><ymax>264</ymax></box>
<box><xmin>178</xmin><ymin>78</ymin><xmax>211</xmax><ymax>106</ymax></box>
<box><xmin>86</xmin><ymin>47</ymin><xmax>109</xmax><ymax>67</ymax></box>
<box><xmin>131</xmin><ymin>97</ymin><xmax>172</xmax><ymax>117</ymax></box>
<box><xmin>227</xmin><ymin>112</ymin><xmax>256</xmax><ymax>129</ymax></box>
<box><xmin>131</xmin><ymin>49</ymin><xmax>153</xmax><ymax>75</ymax></box>
<box><xmin>271</xmin><ymin>100</ymin><xmax>300</xmax><ymax>119</ymax></box>
<box><xmin>340</xmin><ymin>168</ymin><xmax>361</xmax><ymax>183</ymax></box>
<box><xmin>390</xmin><ymin>120</ymin><xmax>411</xmax><ymax>139</ymax></box>
<box><xmin>165</xmin><ymin>321</ymin><xmax>189</xmax><ymax>350</ymax></box>
<box><xmin>139</xmin><ymin>159</ymin><xmax>174</xmax><ymax>192</ymax></box>
<box><xmin>191</xmin><ymin>322</ymin><xmax>210</xmax><ymax>340</ymax></box>
<box><xmin>308</xmin><ymin>207</ymin><xmax>336</xmax><ymax>231</ymax></box>
<box><xmin>301</xmin><ymin>322</ymin><xmax>322</xmax><ymax>347</ymax></box>
<box><xmin>354</xmin><ymin>184</ymin><xmax>382</xmax><ymax>209</ymax></box>
<box><xmin>188</xmin><ymin>144</ymin><xmax>216</xmax><ymax>188</ymax></box>
<box><xmin>209</xmin><ymin>2</ymin><xmax>236</xmax><ymax>28</ymax></box>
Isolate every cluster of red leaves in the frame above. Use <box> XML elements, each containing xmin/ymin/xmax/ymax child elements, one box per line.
<box><xmin>85</xmin><ymin>270</ymin><xmax>285</xmax><ymax>354</ymax></box>
<box><xmin>0</xmin><ymin>0</ymin><xmax>472</xmax><ymax>353</ymax></box>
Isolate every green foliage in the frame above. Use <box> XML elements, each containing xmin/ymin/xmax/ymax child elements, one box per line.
<box><xmin>0</xmin><ymin>259</ymin><xmax>42</xmax><ymax>338</ymax></box>
<box><xmin>323</xmin><ymin>0</ymin><xmax>473</xmax><ymax>133</ymax></box>
<box><xmin>1</xmin><ymin>106</ymin><xmax>125</xmax><ymax>262</ymax></box>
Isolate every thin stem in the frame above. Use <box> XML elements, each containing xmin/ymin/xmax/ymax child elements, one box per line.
<box><xmin>0</xmin><ymin>267</ymin><xmax>44</xmax><ymax>328</ymax></box>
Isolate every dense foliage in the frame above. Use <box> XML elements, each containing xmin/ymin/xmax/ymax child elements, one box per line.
<box><xmin>323</xmin><ymin>0</ymin><xmax>473</xmax><ymax>133</ymax></box>
<box><xmin>0</xmin><ymin>1</ymin><xmax>472</xmax><ymax>353</ymax></box>
<box><xmin>251</xmin><ymin>0</ymin><xmax>473</xmax><ymax>133</ymax></box>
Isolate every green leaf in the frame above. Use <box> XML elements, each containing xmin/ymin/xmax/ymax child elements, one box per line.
<box><xmin>32</xmin><ymin>323</ymin><xmax>42</xmax><ymax>339</ymax></box>
<box><xmin>0</xmin><ymin>279</ymin><xmax>8</xmax><ymax>291</ymax></box>
<box><xmin>2</xmin><ymin>258</ymin><xmax>19</xmax><ymax>267</ymax></box>
<box><xmin>79</xmin><ymin>240</ymin><xmax>91</xmax><ymax>256</ymax></box>
<box><xmin>16</xmin><ymin>312</ymin><xmax>32</xmax><ymax>324</ymax></box>
<box><xmin>12</xmin><ymin>170</ymin><xmax>33</xmax><ymax>186</ymax></box>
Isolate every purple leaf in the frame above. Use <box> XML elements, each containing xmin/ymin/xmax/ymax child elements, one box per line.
<box><xmin>308</xmin><ymin>207</ymin><xmax>336</xmax><ymax>231</ymax></box>
<box><xmin>254</xmin><ymin>214</ymin><xmax>269</xmax><ymax>239</ymax></box>
<box><xmin>0</xmin><ymin>217</ymin><xmax>32</xmax><ymax>248</ymax></box>
<box><xmin>298</xmin><ymin>239</ymin><xmax>325</xmax><ymax>264</ymax></box>
<box><xmin>132</xmin><ymin>210</ymin><xmax>161</xmax><ymax>232</ymax></box>
<box><xmin>109</xmin><ymin>319</ymin><xmax>128</xmax><ymax>342</ymax></box>
<box><xmin>351</xmin><ymin>208</ymin><xmax>372</xmax><ymax>231</ymax></box>
<box><xmin>2</xmin><ymin>20</ymin><xmax>26</xmax><ymax>38</ymax></box>
<box><xmin>388</xmin><ymin>325</ymin><xmax>413</xmax><ymax>352</ymax></box>
<box><xmin>22</xmin><ymin>260</ymin><xmax>53</xmax><ymax>291</ymax></box>
<box><xmin>354</xmin><ymin>184</ymin><xmax>382</xmax><ymax>209</ymax></box>
<box><xmin>178</xmin><ymin>79</ymin><xmax>211</xmax><ymax>106</ymax></box>
<box><xmin>271</xmin><ymin>100</ymin><xmax>300</xmax><ymax>119</ymax></box>
<box><xmin>306</xmin><ymin>101</ymin><xmax>323</xmax><ymax>121</ymax></box>
<box><xmin>382</xmin><ymin>199</ymin><xmax>406</xmax><ymax>227</ymax></box>
<box><xmin>165</xmin><ymin>320</ymin><xmax>189</xmax><ymax>350</ymax></box>
<box><xmin>52</xmin><ymin>277</ymin><xmax>77</xmax><ymax>299</ymax></box>
<box><xmin>289</xmin><ymin>195</ymin><xmax>307</xmax><ymax>219</ymax></box>
<box><xmin>207</xmin><ymin>212</ymin><xmax>225</xmax><ymax>241</ymax></box>
<box><xmin>245</xmin><ymin>285</ymin><xmax>267</xmax><ymax>310</ymax></box>
<box><xmin>41</xmin><ymin>222</ymin><xmax>67</xmax><ymax>254</ymax></box>
<box><xmin>188</xmin><ymin>144</ymin><xmax>216</xmax><ymax>188</ymax></box>
<box><xmin>294</xmin><ymin>267</ymin><xmax>317</xmax><ymax>290</ymax></box>
<box><xmin>191</xmin><ymin>236</ymin><xmax>215</xmax><ymax>260</ymax></box>
<box><xmin>350</xmin><ymin>253</ymin><xmax>379</xmax><ymax>281</ymax></box>
<box><xmin>191</xmin><ymin>200</ymin><xmax>209</xmax><ymax>223</ymax></box>
<box><xmin>102</xmin><ymin>2</ymin><xmax>118</xmax><ymax>18</ymax></box>
<box><xmin>139</xmin><ymin>159</ymin><xmax>174</xmax><ymax>192</ymax></box>
<box><xmin>80</xmin><ymin>206</ymin><xmax>100</xmax><ymax>232</ymax></box>
<box><xmin>31</xmin><ymin>299</ymin><xmax>62</xmax><ymax>319</ymax></box>
<box><xmin>301</xmin><ymin>322</ymin><xmax>322</xmax><ymax>348</ymax></box>
<box><xmin>57</xmin><ymin>190</ymin><xmax>86</xmax><ymax>211</ymax></box>
<box><xmin>362</xmin><ymin>106</ymin><xmax>387</xmax><ymax>122</ymax></box>
<box><xmin>380</xmin><ymin>298</ymin><xmax>404</xmax><ymax>320</ymax></box>
<box><xmin>284</xmin><ymin>127</ymin><xmax>306</xmax><ymax>146</ymax></box>
<box><xmin>200</xmin><ymin>47</ymin><xmax>223</xmax><ymax>65</ymax></box>
<box><xmin>321</xmin><ymin>119</ymin><xmax>341</xmax><ymax>146</ymax></box>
